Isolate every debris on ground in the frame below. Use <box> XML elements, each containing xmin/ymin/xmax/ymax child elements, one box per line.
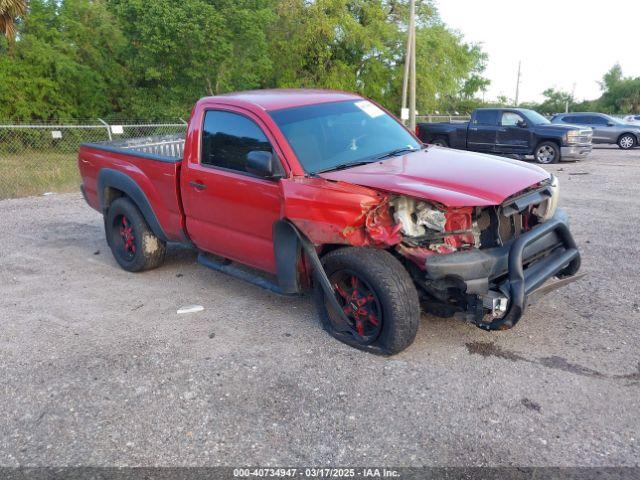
<box><xmin>177</xmin><ymin>305</ymin><xmax>204</xmax><ymax>315</ymax></box>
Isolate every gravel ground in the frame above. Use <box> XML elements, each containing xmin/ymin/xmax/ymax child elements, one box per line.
<box><xmin>1</xmin><ymin>146</ymin><xmax>639</xmax><ymax>467</ymax></box>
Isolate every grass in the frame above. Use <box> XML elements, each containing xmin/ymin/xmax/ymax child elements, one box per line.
<box><xmin>0</xmin><ymin>152</ymin><xmax>80</xmax><ymax>200</ymax></box>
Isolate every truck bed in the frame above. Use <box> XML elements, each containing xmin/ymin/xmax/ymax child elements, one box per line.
<box><xmin>78</xmin><ymin>135</ymin><xmax>187</xmax><ymax>242</ymax></box>
<box><xmin>83</xmin><ymin>134</ymin><xmax>185</xmax><ymax>162</ymax></box>
<box><xmin>416</xmin><ymin>121</ymin><xmax>469</xmax><ymax>149</ymax></box>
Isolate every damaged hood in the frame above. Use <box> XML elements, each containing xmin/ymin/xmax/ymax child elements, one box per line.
<box><xmin>318</xmin><ymin>146</ymin><xmax>550</xmax><ymax>207</ymax></box>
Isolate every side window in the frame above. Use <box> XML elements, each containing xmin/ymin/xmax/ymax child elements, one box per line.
<box><xmin>571</xmin><ymin>115</ymin><xmax>590</xmax><ymax>124</ymax></box>
<box><xmin>201</xmin><ymin>110</ymin><xmax>273</xmax><ymax>173</ymax></box>
<box><xmin>589</xmin><ymin>115</ymin><xmax>608</xmax><ymax>125</ymax></box>
<box><xmin>473</xmin><ymin>110</ymin><xmax>499</xmax><ymax>126</ymax></box>
<box><xmin>562</xmin><ymin>115</ymin><xmax>577</xmax><ymax>123</ymax></box>
<box><xmin>501</xmin><ymin>112</ymin><xmax>525</xmax><ymax>127</ymax></box>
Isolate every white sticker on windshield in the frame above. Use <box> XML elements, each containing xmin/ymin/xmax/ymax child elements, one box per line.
<box><xmin>354</xmin><ymin>100</ymin><xmax>385</xmax><ymax>118</ymax></box>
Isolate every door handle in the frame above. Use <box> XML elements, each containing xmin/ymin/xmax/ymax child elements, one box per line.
<box><xmin>470</xmin><ymin>127</ymin><xmax>478</xmax><ymax>131</ymax></box>
<box><xmin>189</xmin><ymin>181</ymin><xmax>207</xmax><ymax>191</ymax></box>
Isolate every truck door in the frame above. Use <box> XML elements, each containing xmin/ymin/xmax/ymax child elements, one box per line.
<box><xmin>180</xmin><ymin>108</ymin><xmax>284</xmax><ymax>274</ymax></box>
<box><xmin>467</xmin><ymin>110</ymin><xmax>499</xmax><ymax>152</ymax></box>
<box><xmin>495</xmin><ymin>111</ymin><xmax>532</xmax><ymax>154</ymax></box>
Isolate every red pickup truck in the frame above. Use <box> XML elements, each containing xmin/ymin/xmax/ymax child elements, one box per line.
<box><xmin>78</xmin><ymin>89</ymin><xmax>581</xmax><ymax>355</ymax></box>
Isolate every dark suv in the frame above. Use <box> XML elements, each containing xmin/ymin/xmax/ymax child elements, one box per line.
<box><xmin>551</xmin><ymin>112</ymin><xmax>640</xmax><ymax>150</ymax></box>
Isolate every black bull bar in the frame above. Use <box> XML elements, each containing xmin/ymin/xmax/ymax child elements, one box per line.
<box><xmin>425</xmin><ymin>212</ymin><xmax>581</xmax><ymax>331</ymax></box>
<box><xmin>488</xmin><ymin>216</ymin><xmax>581</xmax><ymax>330</ymax></box>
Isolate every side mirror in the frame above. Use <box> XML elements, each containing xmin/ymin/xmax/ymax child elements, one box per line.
<box><xmin>246</xmin><ymin>150</ymin><xmax>282</xmax><ymax>179</ymax></box>
<box><xmin>607</xmin><ymin>122</ymin><xmax>615</xmax><ymax>127</ymax></box>
<box><xmin>516</xmin><ymin>120</ymin><xmax>528</xmax><ymax>128</ymax></box>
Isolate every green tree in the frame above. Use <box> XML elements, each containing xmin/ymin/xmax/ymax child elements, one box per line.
<box><xmin>599</xmin><ymin>63</ymin><xmax>623</xmax><ymax>92</ymax></box>
<box><xmin>537</xmin><ymin>88</ymin><xmax>574</xmax><ymax>115</ymax></box>
<box><xmin>269</xmin><ymin>0</ymin><xmax>488</xmax><ymax>115</ymax></box>
<box><xmin>0</xmin><ymin>0</ymin><xmax>127</xmax><ymax>121</ymax></box>
<box><xmin>0</xmin><ymin>0</ymin><xmax>489</xmax><ymax>120</ymax></box>
<box><xmin>598</xmin><ymin>64</ymin><xmax>640</xmax><ymax>113</ymax></box>
<box><xmin>107</xmin><ymin>0</ymin><xmax>275</xmax><ymax>118</ymax></box>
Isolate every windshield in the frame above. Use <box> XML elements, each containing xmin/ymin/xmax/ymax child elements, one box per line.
<box><xmin>521</xmin><ymin>109</ymin><xmax>551</xmax><ymax>125</ymax></box>
<box><xmin>269</xmin><ymin>100</ymin><xmax>421</xmax><ymax>173</ymax></box>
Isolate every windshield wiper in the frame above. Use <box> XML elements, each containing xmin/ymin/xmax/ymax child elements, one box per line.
<box><xmin>315</xmin><ymin>160</ymin><xmax>378</xmax><ymax>174</ymax></box>
<box><xmin>376</xmin><ymin>146</ymin><xmax>419</xmax><ymax>160</ymax></box>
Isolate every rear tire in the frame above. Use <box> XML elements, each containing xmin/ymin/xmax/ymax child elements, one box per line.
<box><xmin>431</xmin><ymin>137</ymin><xmax>449</xmax><ymax>147</ymax></box>
<box><xmin>534</xmin><ymin>141</ymin><xmax>560</xmax><ymax>164</ymax></box>
<box><xmin>618</xmin><ymin>134</ymin><xmax>636</xmax><ymax>150</ymax></box>
<box><xmin>105</xmin><ymin>197</ymin><xmax>166</xmax><ymax>272</ymax></box>
<box><xmin>313</xmin><ymin>247</ymin><xmax>420</xmax><ymax>355</ymax></box>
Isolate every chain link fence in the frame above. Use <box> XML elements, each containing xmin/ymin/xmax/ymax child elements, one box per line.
<box><xmin>0</xmin><ymin>120</ymin><xmax>188</xmax><ymax>200</ymax></box>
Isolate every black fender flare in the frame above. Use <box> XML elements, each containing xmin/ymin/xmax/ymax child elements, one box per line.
<box><xmin>273</xmin><ymin>220</ymin><xmax>356</xmax><ymax>339</ymax></box>
<box><xmin>97</xmin><ymin>168</ymin><xmax>169</xmax><ymax>242</ymax></box>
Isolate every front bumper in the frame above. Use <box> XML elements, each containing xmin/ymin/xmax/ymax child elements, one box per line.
<box><xmin>424</xmin><ymin>209</ymin><xmax>581</xmax><ymax>330</ymax></box>
<box><xmin>561</xmin><ymin>144</ymin><xmax>592</xmax><ymax>160</ymax></box>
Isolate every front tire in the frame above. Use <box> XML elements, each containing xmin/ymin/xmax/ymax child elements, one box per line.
<box><xmin>534</xmin><ymin>141</ymin><xmax>560</xmax><ymax>164</ymax></box>
<box><xmin>618</xmin><ymin>134</ymin><xmax>636</xmax><ymax>150</ymax></box>
<box><xmin>105</xmin><ymin>197</ymin><xmax>166</xmax><ymax>272</ymax></box>
<box><xmin>313</xmin><ymin>247</ymin><xmax>420</xmax><ymax>355</ymax></box>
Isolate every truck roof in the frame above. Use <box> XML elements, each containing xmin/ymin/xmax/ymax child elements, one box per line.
<box><xmin>208</xmin><ymin>89</ymin><xmax>363</xmax><ymax>112</ymax></box>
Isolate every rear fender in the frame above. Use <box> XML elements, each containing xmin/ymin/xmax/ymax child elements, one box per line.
<box><xmin>97</xmin><ymin>168</ymin><xmax>169</xmax><ymax>242</ymax></box>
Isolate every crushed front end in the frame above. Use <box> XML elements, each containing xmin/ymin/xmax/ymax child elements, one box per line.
<box><xmin>389</xmin><ymin>175</ymin><xmax>582</xmax><ymax>329</ymax></box>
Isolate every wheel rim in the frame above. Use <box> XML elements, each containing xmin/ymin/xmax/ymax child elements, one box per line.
<box><xmin>328</xmin><ymin>270</ymin><xmax>383</xmax><ymax>344</ymax></box>
<box><xmin>114</xmin><ymin>214</ymin><xmax>136</xmax><ymax>260</ymax></box>
<box><xmin>536</xmin><ymin>145</ymin><xmax>556</xmax><ymax>163</ymax></box>
<box><xmin>620</xmin><ymin>136</ymin><xmax>634</xmax><ymax>149</ymax></box>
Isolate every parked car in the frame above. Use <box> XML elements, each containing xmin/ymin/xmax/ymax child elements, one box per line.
<box><xmin>623</xmin><ymin>114</ymin><xmax>640</xmax><ymax>125</ymax></box>
<box><xmin>551</xmin><ymin>112</ymin><xmax>640</xmax><ymax>149</ymax></box>
<box><xmin>78</xmin><ymin>90</ymin><xmax>581</xmax><ymax>355</ymax></box>
<box><xmin>416</xmin><ymin>108</ymin><xmax>592</xmax><ymax>164</ymax></box>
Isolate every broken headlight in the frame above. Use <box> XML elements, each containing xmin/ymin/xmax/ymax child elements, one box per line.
<box><xmin>534</xmin><ymin>175</ymin><xmax>559</xmax><ymax>222</ymax></box>
<box><xmin>390</xmin><ymin>196</ymin><xmax>476</xmax><ymax>251</ymax></box>
<box><xmin>391</xmin><ymin>196</ymin><xmax>446</xmax><ymax>237</ymax></box>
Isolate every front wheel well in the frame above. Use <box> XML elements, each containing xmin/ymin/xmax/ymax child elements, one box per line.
<box><xmin>618</xmin><ymin>132</ymin><xmax>638</xmax><ymax>143</ymax></box>
<box><xmin>535</xmin><ymin>138</ymin><xmax>560</xmax><ymax>149</ymax></box>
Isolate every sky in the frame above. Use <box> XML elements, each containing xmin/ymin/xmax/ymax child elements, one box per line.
<box><xmin>435</xmin><ymin>0</ymin><xmax>640</xmax><ymax>103</ymax></box>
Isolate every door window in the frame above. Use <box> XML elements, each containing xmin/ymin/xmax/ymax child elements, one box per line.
<box><xmin>473</xmin><ymin>110</ymin><xmax>499</xmax><ymax>126</ymax></box>
<box><xmin>588</xmin><ymin>115</ymin><xmax>609</xmax><ymax>125</ymax></box>
<box><xmin>201</xmin><ymin>110</ymin><xmax>273</xmax><ymax>174</ymax></box>
<box><xmin>570</xmin><ymin>115</ymin><xmax>591</xmax><ymax>124</ymax></box>
<box><xmin>501</xmin><ymin>112</ymin><xmax>525</xmax><ymax>127</ymax></box>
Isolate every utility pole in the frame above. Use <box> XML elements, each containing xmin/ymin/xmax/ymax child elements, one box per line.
<box><xmin>514</xmin><ymin>61</ymin><xmax>521</xmax><ymax>107</ymax></box>
<box><xmin>400</xmin><ymin>11</ymin><xmax>413</xmax><ymax>123</ymax></box>
<box><xmin>408</xmin><ymin>0</ymin><xmax>417</xmax><ymax>131</ymax></box>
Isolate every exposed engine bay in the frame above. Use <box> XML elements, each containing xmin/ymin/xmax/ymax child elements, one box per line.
<box><xmin>378</xmin><ymin>175</ymin><xmax>564</xmax><ymax>326</ymax></box>
<box><xmin>388</xmin><ymin>175</ymin><xmax>560</xmax><ymax>265</ymax></box>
